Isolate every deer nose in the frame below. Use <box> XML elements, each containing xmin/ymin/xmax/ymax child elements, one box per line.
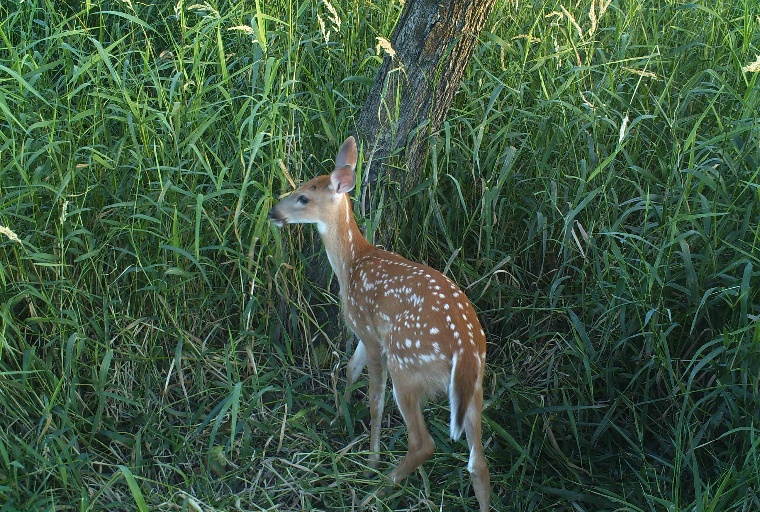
<box><xmin>268</xmin><ymin>207</ymin><xmax>286</xmax><ymax>226</ymax></box>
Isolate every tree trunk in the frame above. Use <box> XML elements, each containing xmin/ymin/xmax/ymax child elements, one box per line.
<box><xmin>355</xmin><ymin>0</ymin><xmax>497</xmax><ymax>184</ymax></box>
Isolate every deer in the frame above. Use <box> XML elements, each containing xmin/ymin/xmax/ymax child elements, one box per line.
<box><xmin>268</xmin><ymin>136</ymin><xmax>490</xmax><ymax>511</ymax></box>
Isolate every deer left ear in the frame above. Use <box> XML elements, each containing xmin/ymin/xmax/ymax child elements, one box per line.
<box><xmin>335</xmin><ymin>136</ymin><xmax>358</xmax><ymax>170</ymax></box>
<box><xmin>330</xmin><ymin>165</ymin><xmax>356</xmax><ymax>194</ymax></box>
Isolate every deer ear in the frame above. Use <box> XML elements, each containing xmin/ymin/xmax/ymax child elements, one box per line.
<box><xmin>335</xmin><ymin>136</ymin><xmax>357</xmax><ymax>170</ymax></box>
<box><xmin>330</xmin><ymin>165</ymin><xmax>356</xmax><ymax>194</ymax></box>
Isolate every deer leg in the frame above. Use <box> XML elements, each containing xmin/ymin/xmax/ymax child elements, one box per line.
<box><xmin>388</xmin><ymin>382</ymin><xmax>435</xmax><ymax>484</ymax></box>
<box><xmin>464</xmin><ymin>393</ymin><xmax>490</xmax><ymax>511</ymax></box>
<box><xmin>365</xmin><ymin>348</ymin><xmax>387</xmax><ymax>470</ymax></box>
<box><xmin>344</xmin><ymin>340</ymin><xmax>366</xmax><ymax>403</ymax></box>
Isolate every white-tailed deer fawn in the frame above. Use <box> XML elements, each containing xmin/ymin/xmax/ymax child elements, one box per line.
<box><xmin>269</xmin><ymin>136</ymin><xmax>490</xmax><ymax>511</ymax></box>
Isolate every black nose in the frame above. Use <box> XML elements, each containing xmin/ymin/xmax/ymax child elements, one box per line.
<box><xmin>268</xmin><ymin>207</ymin><xmax>285</xmax><ymax>225</ymax></box>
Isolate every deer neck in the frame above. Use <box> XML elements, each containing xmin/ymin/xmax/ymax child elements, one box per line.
<box><xmin>317</xmin><ymin>194</ymin><xmax>371</xmax><ymax>297</ymax></box>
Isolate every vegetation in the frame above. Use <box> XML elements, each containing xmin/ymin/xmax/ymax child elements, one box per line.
<box><xmin>1</xmin><ymin>0</ymin><xmax>758</xmax><ymax>510</ymax></box>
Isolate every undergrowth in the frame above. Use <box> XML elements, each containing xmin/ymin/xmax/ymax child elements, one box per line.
<box><xmin>1</xmin><ymin>0</ymin><xmax>758</xmax><ymax>510</ymax></box>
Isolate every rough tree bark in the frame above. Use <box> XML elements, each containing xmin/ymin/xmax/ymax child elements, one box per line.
<box><xmin>356</xmin><ymin>0</ymin><xmax>498</xmax><ymax>185</ymax></box>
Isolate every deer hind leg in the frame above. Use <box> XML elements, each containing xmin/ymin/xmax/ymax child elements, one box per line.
<box><xmin>387</xmin><ymin>380</ymin><xmax>435</xmax><ymax>484</ymax></box>
<box><xmin>464</xmin><ymin>391</ymin><xmax>490</xmax><ymax>511</ymax></box>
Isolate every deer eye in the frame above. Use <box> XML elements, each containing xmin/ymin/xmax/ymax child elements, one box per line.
<box><xmin>297</xmin><ymin>195</ymin><xmax>309</xmax><ymax>205</ymax></box>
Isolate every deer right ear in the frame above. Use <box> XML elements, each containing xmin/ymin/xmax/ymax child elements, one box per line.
<box><xmin>330</xmin><ymin>165</ymin><xmax>356</xmax><ymax>194</ymax></box>
<box><xmin>335</xmin><ymin>136</ymin><xmax>358</xmax><ymax>170</ymax></box>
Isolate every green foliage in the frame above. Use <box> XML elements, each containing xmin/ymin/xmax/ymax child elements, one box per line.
<box><xmin>1</xmin><ymin>0</ymin><xmax>758</xmax><ymax>510</ymax></box>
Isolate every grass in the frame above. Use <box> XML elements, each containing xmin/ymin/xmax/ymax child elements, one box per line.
<box><xmin>1</xmin><ymin>0</ymin><xmax>759</xmax><ymax>510</ymax></box>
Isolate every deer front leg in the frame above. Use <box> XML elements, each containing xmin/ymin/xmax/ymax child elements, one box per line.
<box><xmin>344</xmin><ymin>340</ymin><xmax>366</xmax><ymax>403</ymax></box>
<box><xmin>365</xmin><ymin>346</ymin><xmax>387</xmax><ymax>470</ymax></box>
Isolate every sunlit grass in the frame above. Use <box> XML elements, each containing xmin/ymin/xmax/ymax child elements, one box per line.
<box><xmin>1</xmin><ymin>0</ymin><xmax>758</xmax><ymax>510</ymax></box>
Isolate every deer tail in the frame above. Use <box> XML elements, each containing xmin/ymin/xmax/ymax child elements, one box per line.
<box><xmin>449</xmin><ymin>350</ymin><xmax>479</xmax><ymax>441</ymax></box>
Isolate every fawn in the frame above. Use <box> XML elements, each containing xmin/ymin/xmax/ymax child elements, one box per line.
<box><xmin>269</xmin><ymin>136</ymin><xmax>490</xmax><ymax>511</ymax></box>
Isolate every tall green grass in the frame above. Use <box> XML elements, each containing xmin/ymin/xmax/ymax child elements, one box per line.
<box><xmin>1</xmin><ymin>0</ymin><xmax>758</xmax><ymax>510</ymax></box>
